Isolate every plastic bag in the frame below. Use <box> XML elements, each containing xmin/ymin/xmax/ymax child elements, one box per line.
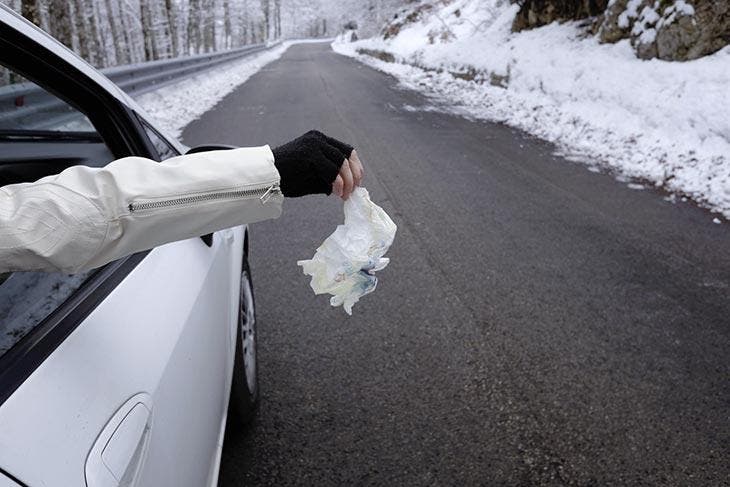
<box><xmin>298</xmin><ymin>187</ymin><xmax>397</xmax><ymax>315</ymax></box>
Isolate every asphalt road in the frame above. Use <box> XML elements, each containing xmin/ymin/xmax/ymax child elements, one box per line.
<box><xmin>182</xmin><ymin>42</ymin><xmax>729</xmax><ymax>486</ymax></box>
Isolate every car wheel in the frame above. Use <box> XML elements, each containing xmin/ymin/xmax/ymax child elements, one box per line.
<box><xmin>228</xmin><ymin>250</ymin><xmax>259</xmax><ymax>426</ymax></box>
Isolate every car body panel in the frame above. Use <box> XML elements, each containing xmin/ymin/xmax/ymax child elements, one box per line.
<box><xmin>0</xmin><ymin>8</ymin><xmax>245</xmax><ymax>486</ymax></box>
<box><xmin>0</xmin><ymin>474</ymin><xmax>21</xmax><ymax>487</ymax></box>
<box><xmin>0</xmin><ymin>228</ymin><xmax>243</xmax><ymax>486</ymax></box>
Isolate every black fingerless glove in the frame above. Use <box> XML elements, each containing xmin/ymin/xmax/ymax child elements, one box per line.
<box><xmin>272</xmin><ymin>130</ymin><xmax>354</xmax><ymax>197</ymax></box>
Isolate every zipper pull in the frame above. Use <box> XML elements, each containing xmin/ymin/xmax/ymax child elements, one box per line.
<box><xmin>260</xmin><ymin>183</ymin><xmax>281</xmax><ymax>204</ymax></box>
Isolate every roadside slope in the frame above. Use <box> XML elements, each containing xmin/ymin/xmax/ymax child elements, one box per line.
<box><xmin>334</xmin><ymin>0</ymin><xmax>730</xmax><ymax>219</ymax></box>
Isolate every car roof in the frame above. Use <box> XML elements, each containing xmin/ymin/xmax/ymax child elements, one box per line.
<box><xmin>0</xmin><ymin>5</ymin><xmax>188</xmax><ymax>154</ymax></box>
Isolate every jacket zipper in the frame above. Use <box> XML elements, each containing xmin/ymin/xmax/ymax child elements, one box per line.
<box><xmin>128</xmin><ymin>183</ymin><xmax>280</xmax><ymax>213</ymax></box>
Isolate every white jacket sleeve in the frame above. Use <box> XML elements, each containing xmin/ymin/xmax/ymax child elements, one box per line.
<box><xmin>0</xmin><ymin>146</ymin><xmax>283</xmax><ymax>274</ymax></box>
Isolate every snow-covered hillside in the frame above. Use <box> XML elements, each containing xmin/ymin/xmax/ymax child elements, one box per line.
<box><xmin>333</xmin><ymin>0</ymin><xmax>730</xmax><ymax>219</ymax></box>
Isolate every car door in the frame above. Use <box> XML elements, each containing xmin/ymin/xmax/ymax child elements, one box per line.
<box><xmin>0</xmin><ymin>14</ymin><xmax>239</xmax><ymax>487</ymax></box>
<box><xmin>0</xmin><ymin>472</ymin><xmax>21</xmax><ymax>487</ymax></box>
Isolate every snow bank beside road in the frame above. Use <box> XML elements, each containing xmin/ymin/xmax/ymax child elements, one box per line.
<box><xmin>333</xmin><ymin>0</ymin><xmax>730</xmax><ymax>218</ymax></box>
<box><xmin>135</xmin><ymin>42</ymin><xmax>291</xmax><ymax>139</ymax></box>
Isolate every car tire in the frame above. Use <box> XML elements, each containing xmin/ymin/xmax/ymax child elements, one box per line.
<box><xmin>228</xmin><ymin>248</ymin><xmax>259</xmax><ymax>427</ymax></box>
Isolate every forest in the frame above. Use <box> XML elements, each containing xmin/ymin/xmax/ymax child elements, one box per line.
<box><xmin>1</xmin><ymin>0</ymin><xmax>406</xmax><ymax>68</ymax></box>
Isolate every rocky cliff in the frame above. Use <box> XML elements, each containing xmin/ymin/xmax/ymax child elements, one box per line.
<box><xmin>512</xmin><ymin>0</ymin><xmax>730</xmax><ymax>61</ymax></box>
<box><xmin>598</xmin><ymin>0</ymin><xmax>730</xmax><ymax>61</ymax></box>
<box><xmin>512</xmin><ymin>0</ymin><xmax>608</xmax><ymax>30</ymax></box>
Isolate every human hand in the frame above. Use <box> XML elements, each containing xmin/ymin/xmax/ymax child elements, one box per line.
<box><xmin>332</xmin><ymin>149</ymin><xmax>364</xmax><ymax>200</ymax></box>
<box><xmin>272</xmin><ymin>130</ymin><xmax>364</xmax><ymax>200</ymax></box>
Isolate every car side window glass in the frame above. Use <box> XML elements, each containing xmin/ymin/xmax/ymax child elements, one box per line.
<box><xmin>141</xmin><ymin>121</ymin><xmax>179</xmax><ymax>161</ymax></box>
<box><xmin>0</xmin><ymin>69</ymin><xmax>95</xmax><ymax>133</ymax></box>
<box><xmin>0</xmin><ymin>63</ymin><xmax>114</xmax><ymax>359</ymax></box>
<box><xmin>0</xmin><ymin>271</ymin><xmax>93</xmax><ymax>356</ymax></box>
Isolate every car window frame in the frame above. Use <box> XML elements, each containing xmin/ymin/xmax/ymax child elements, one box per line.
<box><xmin>138</xmin><ymin>117</ymin><xmax>182</xmax><ymax>161</ymax></box>
<box><xmin>0</xmin><ymin>22</ymin><xmax>157</xmax><ymax>407</ymax></box>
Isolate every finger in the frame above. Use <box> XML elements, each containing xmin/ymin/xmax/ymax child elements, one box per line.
<box><xmin>333</xmin><ymin>174</ymin><xmax>344</xmax><ymax>198</ymax></box>
<box><xmin>317</xmin><ymin>143</ymin><xmax>347</xmax><ymax>195</ymax></box>
<box><xmin>339</xmin><ymin>159</ymin><xmax>354</xmax><ymax>200</ymax></box>
<box><xmin>349</xmin><ymin>149</ymin><xmax>364</xmax><ymax>186</ymax></box>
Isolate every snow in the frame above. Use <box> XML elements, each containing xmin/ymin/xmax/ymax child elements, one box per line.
<box><xmin>632</xmin><ymin>5</ymin><xmax>660</xmax><ymax>44</ymax></box>
<box><xmin>333</xmin><ymin>0</ymin><xmax>730</xmax><ymax>218</ymax></box>
<box><xmin>136</xmin><ymin>40</ymin><xmax>335</xmax><ymax>140</ymax></box>
<box><xmin>620</xmin><ymin>0</ymin><xmax>645</xmax><ymax>28</ymax></box>
<box><xmin>657</xmin><ymin>1</ymin><xmax>696</xmax><ymax>28</ymax></box>
<box><xmin>673</xmin><ymin>0</ymin><xmax>695</xmax><ymax>16</ymax></box>
<box><xmin>135</xmin><ymin>42</ymin><xmax>294</xmax><ymax>139</ymax></box>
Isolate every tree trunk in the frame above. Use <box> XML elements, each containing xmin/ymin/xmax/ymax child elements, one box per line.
<box><xmin>20</xmin><ymin>0</ymin><xmax>41</xmax><ymax>27</ymax></box>
<box><xmin>88</xmin><ymin>0</ymin><xmax>104</xmax><ymax>66</ymax></box>
<box><xmin>276</xmin><ymin>0</ymin><xmax>282</xmax><ymax>38</ymax></box>
<box><xmin>260</xmin><ymin>0</ymin><xmax>270</xmax><ymax>41</ymax></box>
<box><xmin>104</xmin><ymin>0</ymin><xmax>126</xmax><ymax>64</ymax></box>
<box><xmin>139</xmin><ymin>0</ymin><xmax>158</xmax><ymax>61</ymax></box>
<box><xmin>47</xmin><ymin>0</ymin><xmax>74</xmax><ymax>49</ymax></box>
<box><xmin>202</xmin><ymin>0</ymin><xmax>216</xmax><ymax>52</ymax></box>
<box><xmin>118</xmin><ymin>3</ymin><xmax>137</xmax><ymax>63</ymax></box>
<box><xmin>165</xmin><ymin>0</ymin><xmax>180</xmax><ymax>57</ymax></box>
<box><xmin>73</xmin><ymin>0</ymin><xmax>92</xmax><ymax>62</ymax></box>
<box><xmin>188</xmin><ymin>0</ymin><xmax>202</xmax><ymax>54</ymax></box>
<box><xmin>223</xmin><ymin>0</ymin><xmax>232</xmax><ymax>49</ymax></box>
<box><xmin>240</xmin><ymin>0</ymin><xmax>249</xmax><ymax>45</ymax></box>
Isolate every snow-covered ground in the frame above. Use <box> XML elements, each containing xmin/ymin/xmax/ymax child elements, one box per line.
<box><xmin>333</xmin><ymin>0</ymin><xmax>730</xmax><ymax>219</ymax></box>
<box><xmin>135</xmin><ymin>41</ymin><xmax>296</xmax><ymax>139</ymax></box>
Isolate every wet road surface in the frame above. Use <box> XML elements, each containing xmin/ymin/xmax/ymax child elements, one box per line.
<box><xmin>182</xmin><ymin>42</ymin><xmax>730</xmax><ymax>486</ymax></box>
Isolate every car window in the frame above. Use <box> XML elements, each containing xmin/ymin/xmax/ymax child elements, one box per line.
<box><xmin>0</xmin><ymin>62</ymin><xmax>114</xmax><ymax>359</ymax></box>
<box><xmin>0</xmin><ymin>271</ymin><xmax>93</xmax><ymax>356</ymax></box>
<box><xmin>0</xmin><ymin>69</ymin><xmax>95</xmax><ymax>133</ymax></box>
<box><xmin>141</xmin><ymin>121</ymin><xmax>179</xmax><ymax>161</ymax></box>
<box><xmin>0</xmin><ymin>65</ymin><xmax>116</xmax><ymax>187</ymax></box>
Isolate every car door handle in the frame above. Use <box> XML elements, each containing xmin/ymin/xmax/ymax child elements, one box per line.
<box><xmin>86</xmin><ymin>393</ymin><xmax>153</xmax><ymax>487</ymax></box>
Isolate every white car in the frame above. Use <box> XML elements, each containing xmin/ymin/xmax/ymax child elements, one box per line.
<box><xmin>0</xmin><ymin>7</ymin><xmax>259</xmax><ymax>487</ymax></box>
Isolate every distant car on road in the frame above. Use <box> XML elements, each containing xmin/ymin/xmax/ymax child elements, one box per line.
<box><xmin>0</xmin><ymin>6</ymin><xmax>259</xmax><ymax>487</ymax></box>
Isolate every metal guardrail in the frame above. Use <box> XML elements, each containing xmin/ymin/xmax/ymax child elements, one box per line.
<box><xmin>0</xmin><ymin>43</ymin><xmax>269</xmax><ymax>130</ymax></box>
<box><xmin>103</xmin><ymin>43</ymin><xmax>267</xmax><ymax>96</ymax></box>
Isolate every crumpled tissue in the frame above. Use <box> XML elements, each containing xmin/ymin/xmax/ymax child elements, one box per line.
<box><xmin>298</xmin><ymin>187</ymin><xmax>397</xmax><ymax>315</ymax></box>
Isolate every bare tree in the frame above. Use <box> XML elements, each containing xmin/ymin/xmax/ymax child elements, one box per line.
<box><xmin>46</xmin><ymin>0</ymin><xmax>74</xmax><ymax>49</ymax></box>
<box><xmin>223</xmin><ymin>0</ymin><xmax>232</xmax><ymax>48</ymax></box>
<box><xmin>165</xmin><ymin>0</ymin><xmax>180</xmax><ymax>56</ymax></box>
<box><xmin>260</xmin><ymin>0</ymin><xmax>270</xmax><ymax>40</ymax></box>
<box><xmin>87</xmin><ymin>0</ymin><xmax>104</xmax><ymax>65</ymax></box>
<box><xmin>201</xmin><ymin>0</ymin><xmax>216</xmax><ymax>52</ymax></box>
<box><xmin>5</xmin><ymin>0</ymin><xmax>396</xmax><ymax>68</ymax></box>
<box><xmin>139</xmin><ymin>0</ymin><xmax>159</xmax><ymax>60</ymax></box>
<box><xmin>103</xmin><ymin>0</ymin><xmax>126</xmax><ymax>64</ymax></box>
<box><xmin>20</xmin><ymin>0</ymin><xmax>41</xmax><ymax>27</ymax></box>
<box><xmin>187</xmin><ymin>0</ymin><xmax>202</xmax><ymax>53</ymax></box>
<box><xmin>72</xmin><ymin>0</ymin><xmax>92</xmax><ymax>63</ymax></box>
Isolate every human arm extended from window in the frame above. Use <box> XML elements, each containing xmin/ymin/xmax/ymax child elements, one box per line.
<box><xmin>0</xmin><ymin>131</ymin><xmax>363</xmax><ymax>273</ymax></box>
